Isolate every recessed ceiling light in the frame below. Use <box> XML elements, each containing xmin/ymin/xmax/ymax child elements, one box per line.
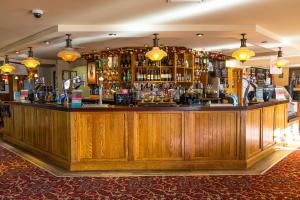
<box><xmin>108</xmin><ymin>33</ymin><xmax>117</xmax><ymax>36</ymax></box>
<box><xmin>196</xmin><ymin>33</ymin><xmax>204</xmax><ymax>37</ymax></box>
<box><xmin>261</xmin><ymin>41</ymin><xmax>268</xmax><ymax>43</ymax></box>
<box><xmin>44</xmin><ymin>41</ymin><xmax>50</xmax><ymax>45</ymax></box>
<box><xmin>144</xmin><ymin>44</ymin><xmax>148</xmax><ymax>47</ymax></box>
<box><xmin>106</xmin><ymin>47</ymin><xmax>110</xmax><ymax>50</ymax></box>
<box><xmin>15</xmin><ymin>51</ymin><xmax>20</xmax><ymax>54</ymax></box>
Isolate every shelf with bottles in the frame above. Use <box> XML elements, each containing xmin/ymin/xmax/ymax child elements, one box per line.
<box><xmin>174</xmin><ymin>53</ymin><xmax>194</xmax><ymax>83</ymax></box>
<box><xmin>175</xmin><ymin>53</ymin><xmax>193</xmax><ymax>68</ymax></box>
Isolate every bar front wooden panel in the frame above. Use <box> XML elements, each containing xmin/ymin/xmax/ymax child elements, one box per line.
<box><xmin>133</xmin><ymin>112</ymin><xmax>184</xmax><ymax>161</ymax></box>
<box><xmin>71</xmin><ymin>112</ymin><xmax>128</xmax><ymax>161</ymax></box>
<box><xmin>3</xmin><ymin>105</ymin><xmax>70</xmax><ymax>168</ymax></box>
<box><xmin>245</xmin><ymin>109</ymin><xmax>262</xmax><ymax>158</ymax></box>
<box><xmin>274</xmin><ymin>103</ymin><xmax>287</xmax><ymax>144</ymax></box>
<box><xmin>3</xmin><ymin>102</ymin><xmax>288</xmax><ymax>171</ymax></box>
<box><xmin>262</xmin><ymin>106</ymin><xmax>275</xmax><ymax>149</ymax></box>
<box><xmin>186</xmin><ymin>111</ymin><xmax>239</xmax><ymax>160</ymax></box>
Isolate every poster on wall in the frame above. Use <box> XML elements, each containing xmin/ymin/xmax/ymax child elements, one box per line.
<box><xmin>0</xmin><ymin>76</ymin><xmax>9</xmax><ymax>93</ymax></box>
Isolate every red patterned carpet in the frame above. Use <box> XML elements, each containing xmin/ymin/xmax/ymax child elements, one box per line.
<box><xmin>0</xmin><ymin>146</ymin><xmax>300</xmax><ymax>200</ymax></box>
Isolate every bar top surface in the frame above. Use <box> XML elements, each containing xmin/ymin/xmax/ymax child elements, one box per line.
<box><xmin>6</xmin><ymin>100</ymin><xmax>289</xmax><ymax>112</ymax></box>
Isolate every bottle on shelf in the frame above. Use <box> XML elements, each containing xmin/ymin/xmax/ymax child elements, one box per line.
<box><xmin>136</xmin><ymin>68</ymin><xmax>140</xmax><ymax>81</ymax></box>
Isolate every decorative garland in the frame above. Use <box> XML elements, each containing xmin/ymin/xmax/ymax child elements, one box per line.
<box><xmin>82</xmin><ymin>46</ymin><xmax>229</xmax><ymax>61</ymax></box>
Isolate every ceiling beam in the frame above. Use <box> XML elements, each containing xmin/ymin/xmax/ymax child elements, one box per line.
<box><xmin>0</xmin><ymin>26</ymin><xmax>58</xmax><ymax>54</ymax></box>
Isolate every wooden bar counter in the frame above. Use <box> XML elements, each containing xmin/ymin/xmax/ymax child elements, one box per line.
<box><xmin>2</xmin><ymin>100</ymin><xmax>288</xmax><ymax>171</ymax></box>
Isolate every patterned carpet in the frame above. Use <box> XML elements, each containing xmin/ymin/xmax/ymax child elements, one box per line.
<box><xmin>0</xmin><ymin>146</ymin><xmax>300</xmax><ymax>200</ymax></box>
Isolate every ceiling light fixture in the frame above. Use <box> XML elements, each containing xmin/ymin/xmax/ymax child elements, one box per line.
<box><xmin>15</xmin><ymin>51</ymin><xmax>20</xmax><ymax>54</ymax></box>
<box><xmin>272</xmin><ymin>47</ymin><xmax>289</xmax><ymax>68</ymax></box>
<box><xmin>57</xmin><ymin>34</ymin><xmax>81</xmax><ymax>63</ymax></box>
<box><xmin>145</xmin><ymin>33</ymin><xmax>167</xmax><ymax>61</ymax></box>
<box><xmin>0</xmin><ymin>55</ymin><xmax>15</xmax><ymax>74</ymax></box>
<box><xmin>44</xmin><ymin>41</ymin><xmax>50</xmax><ymax>45</ymax></box>
<box><xmin>232</xmin><ymin>33</ymin><xmax>255</xmax><ymax>63</ymax></box>
<box><xmin>22</xmin><ymin>47</ymin><xmax>40</xmax><ymax>69</ymax></box>
<box><xmin>196</xmin><ymin>33</ymin><xmax>204</xmax><ymax>37</ymax></box>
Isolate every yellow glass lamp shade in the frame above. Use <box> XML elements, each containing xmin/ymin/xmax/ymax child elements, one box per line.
<box><xmin>0</xmin><ymin>63</ymin><xmax>15</xmax><ymax>74</ymax></box>
<box><xmin>22</xmin><ymin>57</ymin><xmax>40</xmax><ymax>68</ymax></box>
<box><xmin>57</xmin><ymin>34</ymin><xmax>81</xmax><ymax>63</ymax></box>
<box><xmin>232</xmin><ymin>47</ymin><xmax>255</xmax><ymax>63</ymax></box>
<box><xmin>57</xmin><ymin>48</ymin><xmax>81</xmax><ymax>63</ymax></box>
<box><xmin>232</xmin><ymin>33</ymin><xmax>255</xmax><ymax>63</ymax></box>
<box><xmin>273</xmin><ymin>57</ymin><xmax>289</xmax><ymax>68</ymax></box>
<box><xmin>145</xmin><ymin>47</ymin><xmax>167</xmax><ymax>61</ymax></box>
<box><xmin>272</xmin><ymin>47</ymin><xmax>289</xmax><ymax>68</ymax></box>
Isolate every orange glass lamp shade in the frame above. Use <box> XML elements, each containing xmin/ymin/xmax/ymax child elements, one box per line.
<box><xmin>145</xmin><ymin>47</ymin><xmax>167</xmax><ymax>61</ymax></box>
<box><xmin>57</xmin><ymin>34</ymin><xmax>81</xmax><ymax>63</ymax></box>
<box><xmin>145</xmin><ymin>33</ymin><xmax>167</xmax><ymax>61</ymax></box>
<box><xmin>272</xmin><ymin>47</ymin><xmax>289</xmax><ymax>68</ymax></box>
<box><xmin>1</xmin><ymin>63</ymin><xmax>15</xmax><ymax>73</ymax></box>
<box><xmin>22</xmin><ymin>47</ymin><xmax>40</xmax><ymax>69</ymax></box>
<box><xmin>22</xmin><ymin>57</ymin><xmax>40</xmax><ymax>68</ymax></box>
<box><xmin>57</xmin><ymin>48</ymin><xmax>81</xmax><ymax>63</ymax></box>
<box><xmin>232</xmin><ymin>33</ymin><xmax>255</xmax><ymax>63</ymax></box>
<box><xmin>0</xmin><ymin>55</ymin><xmax>15</xmax><ymax>74</ymax></box>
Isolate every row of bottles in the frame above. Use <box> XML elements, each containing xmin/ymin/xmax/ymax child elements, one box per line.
<box><xmin>135</xmin><ymin>68</ymin><xmax>173</xmax><ymax>81</ymax></box>
<box><xmin>176</xmin><ymin>73</ymin><xmax>192</xmax><ymax>81</ymax></box>
<box><xmin>176</xmin><ymin>54</ymin><xmax>191</xmax><ymax>68</ymax></box>
<box><xmin>120</xmin><ymin>54</ymin><xmax>131</xmax><ymax>68</ymax></box>
<box><xmin>161</xmin><ymin>54</ymin><xmax>174</xmax><ymax>66</ymax></box>
<box><xmin>136</xmin><ymin>53</ymin><xmax>146</xmax><ymax>67</ymax></box>
<box><xmin>122</xmin><ymin>70</ymin><xmax>132</xmax><ymax>82</ymax></box>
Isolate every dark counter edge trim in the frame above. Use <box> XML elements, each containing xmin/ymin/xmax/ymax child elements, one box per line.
<box><xmin>5</xmin><ymin>100</ymin><xmax>289</xmax><ymax>112</ymax></box>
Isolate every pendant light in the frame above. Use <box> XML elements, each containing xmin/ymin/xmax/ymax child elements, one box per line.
<box><xmin>57</xmin><ymin>34</ymin><xmax>81</xmax><ymax>63</ymax></box>
<box><xmin>22</xmin><ymin>47</ymin><xmax>40</xmax><ymax>69</ymax></box>
<box><xmin>0</xmin><ymin>55</ymin><xmax>15</xmax><ymax>74</ymax></box>
<box><xmin>232</xmin><ymin>33</ymin><xmax>255</xmax><ymax>63</ymax></box>
<box><xmin>145</xmin><ymin>33</ymin><xmax>167</xmax><ymax>61</ymax></box>
<box><xmin>272</xmin><ymin>47</ymin><xmax>289</xmax><ymax>68</ymax></box>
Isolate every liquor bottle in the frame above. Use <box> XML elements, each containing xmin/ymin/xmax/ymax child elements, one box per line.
<box><xmin>123</xmin><ymin>71</ymin><xmax>126</xmax><ymax>82</ymax></box>
<box><xmin>136</xmin><ymin>69</ymin><xmax>140</xmax><ymax>81</ymax></box>
<box><xmin>142</xmin><ymin>69</ymin><xmax>146</xmax><ymax>81</ymax></box>
<box><xmin>161</xmin><ymin>69</ymin><xmax>165</xmax><ymax>81</ymax></box>
<box><xmin>120</xmin><ymin>55</ymin><xmax>124</xmax><ymax>68</ymax></box>
<box><xmin>128</xmin><ymin>70</ymin><xmax>132</xmax><ymax>82</ymax></box>
<box><xmin>147</xmin><ymin>69</ymin><xmax>150</xmax><ymax>81</ymax></box>
<box><xmin>169</xmin><ymin>69</ymin><xmax>173</xmax><ymax>81</ymax></box>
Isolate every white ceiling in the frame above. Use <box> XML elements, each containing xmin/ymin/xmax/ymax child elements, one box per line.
<box><xmin>1</xmin><ymin>0</ymin><xmax>300</xmax><ymax>63</ymax></box>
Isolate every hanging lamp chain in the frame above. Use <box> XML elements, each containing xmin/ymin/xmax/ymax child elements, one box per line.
<box><xmin>4</xmin><ymin>55</ymin><xmax>9</xmax><ymax>63</ymax></box>
<box><xmin>28</xmin><ymin>47</ymin><xmax>34</xmax><ymax>57</ymax></box>
<box><xmin>240</xmin><ymin>33</ymin><xmax>247</xmax><ymax>47</ymax></box>
<box><xmin>153</xmin><ymin>33</ymin><xmax>159</xmax><ymax>47</ymax></box>
<box><xmin>66</xmin><ymin>34</ymin><xmax>72</xmax><ymax>48</ymax></box>
<box><xmin>278</xmin><ymin>47</ymin><xmax>283</xmax><ymax>57</ymax></box>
